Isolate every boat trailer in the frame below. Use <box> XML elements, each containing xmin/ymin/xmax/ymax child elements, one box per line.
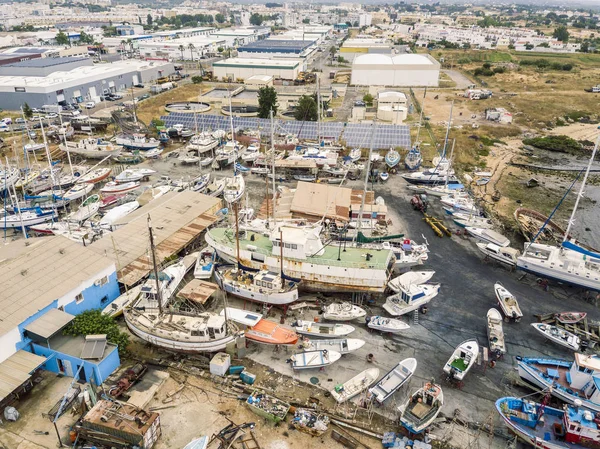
<box><xmin>423</xmin><ymin>213</ymin><xmax>452</xmax><ymax>238</ymax></box>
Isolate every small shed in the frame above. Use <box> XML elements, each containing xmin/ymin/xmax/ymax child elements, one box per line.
<box><xmin>245</xmin><ymin>74</ymin><xmax>274</xmax><ymax>88</ymax></box>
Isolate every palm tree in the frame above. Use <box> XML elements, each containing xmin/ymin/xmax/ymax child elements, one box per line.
<box><xmin>178</xmin><ymin>44</ymin><xmax>185</xmax><ymax>61</ymax></box>
<box><xmin>120</xmin><ymin>40</ymin><xmax>126</xmax><ymax>55</ymax></box>
<box><xmin>127</xmin><ymin>38</ymin><xmax>133</xmax><ymax>54</ymax></box>
<box><xmin>188</xmin><ymin>43</ymin><xmax>195</xmax><ymax>63</ymax></box>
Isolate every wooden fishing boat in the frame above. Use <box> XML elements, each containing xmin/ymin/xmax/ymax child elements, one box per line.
<box><xmin>102</xmin><ymin>286</ymin><xmax>142</xmax><ymax>318</ymax></box>
<box><xmin>321</xmin><ymin>302</ymin><xmax>366</xmax><ymax>321</ymax></box>
<box><xmin>369</xmin><ymin>358</ymin><xmax>417</xmax><ymax>403</ymax></box>
<box><xmin>514</xmin><ymin>207</ymin><xmax>566</xmax><ymax>245</ymax></box>
<box><xmin>300</xmin><ymin>337</ymin><xmax>365</xmax><ymax>354</ymax></box>
<box><xmin>399</xmin><ymin>382</ymin><xmax>444</xmax><ymax>434</ymax></box>
<box><xmin>531</xmin><ymin>323</ymin><xmax>580</xmax><ymax>351</ymax></box>
<box><xmin>246</xmin><ymin>391</ymin><xmax>290</xmax><ymax>423</ymax></box>
<box><xmin>443</xmin><ymin>339</ymin><xmax>479</xmax><ymax>381</ymax></box>
<box><xmin>555</xmin><ymin>312</ymin><xmax>587</xmax><ymax>324</ymax></box>
<box><xmin>330</xmin><ymin>368</ymin><xmax>380</xmax><ymax>403</ymax></box>
<box><xmin>293</xmin><ymin>320</ymin><xmax>355</xmax><ymax>338</ymax></box>
<box><xmin>494</xmin><ymin>283</ymin><xmax>523</xmax><ymax>322</ymax></box>
<box><xmin>366</xmin><ymin>316</ymin><xmax>410</xmax><ymax>333</ymax></box>
<box><xmin>487</xmin><ymin>308</ymin><xmax>506</xmax><ymax>355</ymax></box>
<box><xmin>291</xmin><ymin>349</ymin><xmax>342</xmax><ymax>370</ymax></box>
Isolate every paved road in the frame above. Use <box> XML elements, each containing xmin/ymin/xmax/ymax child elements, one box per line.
<box><xmin>442</xmin><ymin>69</ymin><xmax>475</xmax><ymax>89</ymax></box>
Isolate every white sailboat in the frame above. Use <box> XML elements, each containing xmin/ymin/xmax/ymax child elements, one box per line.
<box><xmin>517</xmin><ymin>135</ymin><xmax>600</xmax><ymax>291</ymax></box>
<box><xmin>330</xmin><ymin>368</ymin><xmax>380</xmax><ymax>403</ymax></box>
<box><xmin>369</xmin><ymin>358</ymin><xmax>417</xmax><ymax>403</ymax></box>
<box><xmin>67</xmin><ymin>194</ymin><xmax>100</xmax><ymax>223</ymax></box>
<box><xmin>321</xmin><ymin>303</ymin><xmax>366</xmax><ymax>321</ymax></box>
<box><xmin>63</xmin><ymin>183</ymin><xmax>93</xmax><ymax>201</ymax></box>
<box><xmin>387</xmin><ymin>270</ymin><xmax>435</xmax><ymax>293</ymax></box>
<box><xmin>115</xmin><ymin>168</ymin><xmax>156</xmax><ymax>183</ymax></box>
<box><xmin>99</xmin><ymin>201</ymin><xmax>140</xmax><ymax>228</ymax></box>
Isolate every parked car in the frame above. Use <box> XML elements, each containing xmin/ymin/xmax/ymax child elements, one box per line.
<box><xmin>0</xmin><ymin>124</ymin><xmax>10</xmax><ymax>132</ymax></box>
<box><xmin>2</xmin><ymin>117</ymin><xmax>12</xmax><ymax>125</ymax></box>
<box><xmin>111</xmin><ymin>93</ymin><xmax>123</xmax><ymax>100</ymax></box>
<box><xmin>46</xmin><ymin>113</ymin><xmax>58</xmax><ymax>119</ymax></box>
<box><xmin>85</xmin><ymin>101</ymin><xmax>96</xmax><ymax>109</ymax></box>
<box><xmin>15</xmin><ymin>117</ymin><xmax>25</xmax><ymax>124</ymax></box>
<box><xmin>354</xmin><ymin>100</ymin><xmax>366</xmax><ymax>107</ymax></box>
<box><xmin>138</xmin><ymin>93</ymin><xmax>150</xmax><ymax>101</ymax></box>
<box><xmin>29</xmin><ymin>115</ymin><xmax>42</xmax><ymax>121</ymax></box>
<box><xmin>133</xmin><ymin>83</ymin><xmax>144</xmax><ymax>88</ymax></box>
<box><xmin>31</xmin><ymin>108</ymin><xmax>42</xmax><ymax>113</ymax></box>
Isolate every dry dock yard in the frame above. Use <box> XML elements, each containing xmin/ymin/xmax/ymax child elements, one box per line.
<box><xmin>1</xmin><ymin>104</ymin><xmax>600</xmax><ymax>449</ymax></box>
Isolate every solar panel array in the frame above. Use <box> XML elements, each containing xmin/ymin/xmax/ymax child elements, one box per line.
<box><xmin>161</xmin><ymin>113</ymin><xmax>411</xmax><ymax>149</ymax></box>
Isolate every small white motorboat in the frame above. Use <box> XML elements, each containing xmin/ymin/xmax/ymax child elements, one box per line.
<box><xmin>63</xmin><ymin>183</ymin><xmax>93</xmax><ymax>201</ymax></box>
<box><xmin>477</xmin><ymin>243</ymin><xmax>519</xmax><ymax>266</ymax></box>
<box><xmin>366</xmin><ymin>316</ymin><xmax>410</xmax><ymax>333</ymax></box>
<box><xmin>291</xmin><ymin>349</ymin><xmax>342</xmax><ymax>370</ymax></box>
<box><xmin>349</xmin><ymin>148</ymin><xmax>362</xmax><ymax>162</ymax></box>
<box><xmin>466</xmin><ymin>227</ymin><xmax>510</xmax><ymax>247</ymax></box>
<box><xmin>487</xmin><ymin>308</ymin><xmax>506</xmax><ymax>355</ymax></box>
<box><xmin>115</xmin><ymin>168</ymin><xmax>156</xmax><ymax>183</ymax></box>
<box><xmin>452</xmin><ymin>213</ymin><xmax>493</xmax><ymax>229</ymax></box>
<box><xmin>474</xmin><ymin>171</ymin><xmax>492</xmax><ymax>177</ymax></box>
<box><xmin>531</xmin><ymin>323</ymin><xmax>580</xmax><ymax>351</ymax></box>
<box><xmin>443</xmin><ymin>339</ymin><xmax>479</xmax><ymax>381</ymax></box>
<box><xmin>142</xmin><ymin>148</ymin><xmax>163</xmax><ymax>159</ymax></box>
<box><xmin>388</xmin><ymin>270</ymin><xmax>435</xmax><ymax>293</ymax></box>
<box><xmin>383</xmin><ymin>283</ymin><xmax>440</xmax><ymax>316</ymax></box>
<box><xmin>369</xmin><ymin>358</ymin><xmax>417</xmax><ymax>403</ymax></box>
<box><xmin>399</xmin><ymin>382</ymin><xmax>444</xmax><ymax>434</ymax></box>
<box><xmin>294</xmin><ymin>320</ymin><xmax>355</xmax><ymax>338</ymax></box>
<box><xmin>251</xmin><ymin>166</ymin><xmax>270</xmax><ymax>175</ymax></box>
<box><xmin>223</xmin><ymin>173</ymin><xmax>245</xmax><ymax>204</ymax></box>
<box><xmin>193</xmin><ymin>247</ymin><xmax>216</xmax><ymax>280</ymax></box>
<box><xmin>300</xmin><ymin>337</ymin><xmax>365</xmax><ymax>354</ymax></box>
<box><xmin>100</xmin><ymin>181</ymin><xmax>141</xmax><ymax>194</ymax></box>
<box><xmin>102</xmin><ymin>285</ymin><xmax>142</xmax><ymax>318</ymax></box>
<box><xmin>476</xmin><ymin>177</ymin><xmax>490</xmax><ymax>186</ymax></box>
<box><xmin>494</xmin><ymin>282</ymin><xmax>523</xmax><ymax>322</ymax></box>
<box><xmin>330</xmin><ymin>368</ymin><xmax>380</xmax><ymax>403</ymax></box>
<box><xmin>322</xmin><ymin>303</ymin><xmax>367</xmax><ymax>321</ymax></box>
<box><xmin>379</xmin><ymin>172</ymin><xmax>389</xmax><ymax>182</ymax></box>
<box><xmin>99</xmin><ymin>201</ymin><xmax>140</xmax><ymax>228</ymax></box>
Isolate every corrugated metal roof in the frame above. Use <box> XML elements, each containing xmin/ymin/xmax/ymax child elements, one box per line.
<box><xmin>89</xmin><ymin>191</ymin><xmax>221</xmax><ymax>287</ymax></box>
<box><xmin>0</xmin><ymin>236</ymin><xmax>114</xmax><ymax>336</ymax></box>
<box><xmin>24</xmin><ymin>308</ymin><xmax>75</xmax><ymax>339</ymax></box>
<box><xmin>0</xmin><ymin>350</ymin><xmax>47</xmax><ymax>403</ymax></box>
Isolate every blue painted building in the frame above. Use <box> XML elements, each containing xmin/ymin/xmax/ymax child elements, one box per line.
<box><xmin>0</xmin><ymin>236</ymin><xmax>121</xmax><ymax>389</ymax></box>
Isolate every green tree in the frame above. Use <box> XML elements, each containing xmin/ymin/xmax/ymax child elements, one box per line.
<box><xmin>188</xmin><ymin>43</ymin><xmax>195</xmax><ymax>62</ymax></box>
<box><xmin>250</xmin><ymin>13</ymin><xmax>263</xmax><ymax>26</ymax></box>
<box><xmin>78</xmin><ymin>30</ymin><xmax>94</xmax><ymax>44</ymax></box>
<box><xmin>302</xmin><ymin>18</ymin><xmax>310</xmax><ymax>24</ymax></box>
<box><xmin>294</xmin><ymin>95</ymin><xmax>318</xmax><ymax>121</ymax></box>
<box><xmin>147</xmin><ymin>13</ymin><xmax>153</xmax><ymax>25</ymax></box>
<box><xmin>192</xmin><ymin>75</ymin><xmax>203</xmax><ymax>84</ymax></box>
<box><xmin>257</xmin><ymin>86</ymin><xmax>278</xmax><ymax>119</ymax></box>
<box><xmin>178</xmin><ymin>44</ymin><xmax>185</xmax><ymax>60</ymax></box>
<box><xmin>55</xmin><ymin>30</ymin><xmax>69</xmax><ymax>46</ymax></box>
<box><xmin>22</xmin><ymin>102</ymin><xmax>33</xmax><ymax>119</ymax></box>
<box><xmin>553</xmin><ymin>25</ymin><xmax>570</xmax><ymax>42</ymax></box>
<box><xmin>362</xmin><ymin>93</ymin><xmax>373</xmax><ymax>106</ymax></box>
<box><xmin>63</xmin><ymin>310</ymin><xmax>129</xmax><ymax>356</ymax></box>
<box><xmin>215</xmin><ymin>13</ymin><xmax>225</xmax><ymax>24</ymax></box>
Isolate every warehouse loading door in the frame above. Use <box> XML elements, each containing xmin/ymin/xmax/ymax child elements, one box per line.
<box><xmin>88</xmin><ymin>86</ymin><xmax>97</xmax><ymax>100</ymax></box>
<box><xmin>132</xmin><ymin>75</ymin><xmax>139</xmax><ymax>85</ymax></box>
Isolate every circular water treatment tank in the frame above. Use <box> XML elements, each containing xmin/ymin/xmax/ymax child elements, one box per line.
<box><xmin>165</xmin><ymin>102</ymin><xmax>211</xmax><ymax>113</ymax></box>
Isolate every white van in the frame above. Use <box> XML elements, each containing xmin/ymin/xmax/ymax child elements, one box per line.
<box><xmin>85</xmin><ymin>101</ymin><xmax>96</xmax><ymax>109</ymax></box>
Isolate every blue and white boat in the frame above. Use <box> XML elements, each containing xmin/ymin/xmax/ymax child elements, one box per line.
<box><xmin>234</xmin><ymin>162</ymin><xmax>250</xmax><ymax>173</ymax></box>
<box><xmin>194</xmin><ymin>247</ymin><xmax>216</xmax><ymax>280</ymax></box>
<box><xmin>385</xmin><ymin>148</ymin><xmax>401</xmax><ymax>168</ymax></box>
<box><xmin>496</xmin><ymin>396</ymin><xmax>600</xmax><ymax>449</ymax></box>
<box><xmin>517</xmin><ymin>355</ymin><xmax>600</xmax><ymax>413</ymax></box>
<box><xmin>405</xmin><ymin>147</ymin><xmax>422</xmax><ymax>170</ymax></box>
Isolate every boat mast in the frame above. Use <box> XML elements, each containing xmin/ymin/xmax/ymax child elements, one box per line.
<box><xmin>445</xmin><ymin>139</ymin><xmax>455</xmax><ymax>189</ymax></box>
<box><xmin>4</xmin><ymin>157</ymin><xmax>27</xmax><ymax>238</ymax></box>
<box><xmin>58</xmin><ymin>113</ymin><xmax>74</xmax><ymax>177</ymax></box>
<box><xmin>441</xmin><ymin>101</ymin><xmax>454</xmax><ymax>158</ymax></box>
<box><xmin>279</xmin><ymin>229</ymin><xmax>284</xmax><ymax>275</ymax></box>
<box><xmin>228</xmin><ymin>90</ymin><xmax>237</xmax><ymax>176</ymax></box>
<box><xmin>148</xmin><ymin>214</ymin><xmax>163</xmax><ymax>314</ymax></box>
<box><xmin>316</xmin><ymin>76</ymin><xmax>321</xmax><ymax>145</ymax></box>
<box><xmin>353</xmin><ymin>122</ymin><xmax>377</xmax><ymax>243</ymax></box>
<box><xmin>234</xmin><ymin>202</ymin><xmax>241</xmax><ymax>265</ymax></box>
<box><xmin>563</xmin><ymin>133</ymin><xmax>600</xmax><ymax>244</ymax></box>
<box><xmin>270</xmin><ymin>109</ymin><xmax>276</xmax><ymax>223</ymax></box>
<box><xmin>414</xmin><ymin>88</ymin><xmax>426</xmax><ymax>146</ymax></box>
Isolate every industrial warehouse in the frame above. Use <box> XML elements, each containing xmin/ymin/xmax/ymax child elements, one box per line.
<box><xmin>213</xmin><ymin>57</ymin><xmax>304</xmax><ymax>81</ymax></box>
<box><xmin>351</xmin><ymin>53</ymin><xmax>441</xmax><ymax>87</ymax></box>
